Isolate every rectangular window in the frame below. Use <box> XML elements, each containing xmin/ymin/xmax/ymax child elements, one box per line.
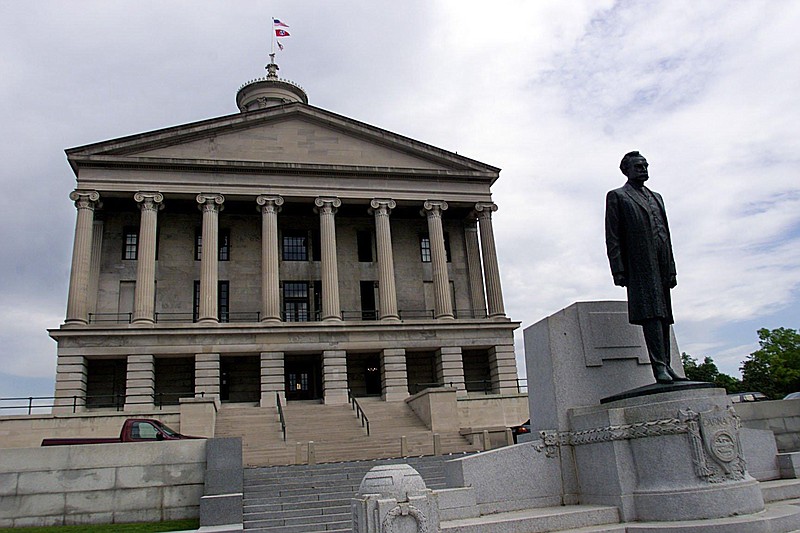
<box><xmin>419</xmin><ymin>233</ymin><xmax>451</xmax><ymax>263</ymax></box>
<box><xmin>195</xmin><ymin>229</ymin><xmax>230</xmax><ymax>261</ymax></box>
<box><xmin>312</xmin><ymin>228</ymin><xmax>322</xmax><ymax>261</ymax></box>
<box><xmin>282</xmin><ymin>233</ymin><xmax>308</xmax><ymax>261</ymax></box>
<box><xmin>193</xmin><ymin>280</ymin><xmax>230</xmax><ymax>322</ymax></box>
<box><xmin>357</xmin><ymin>231</ymin><xmax>374</xmax><ymax>262</ymax></box>
<box><xmin>123</xmin><ymin>227</ymin><xmax>138</xmax><ymax>260</ymax></box>
<box><xmin>283</xmin><ymin>282</ymin><xmax>309</xmax><ymax>322</ymax></box>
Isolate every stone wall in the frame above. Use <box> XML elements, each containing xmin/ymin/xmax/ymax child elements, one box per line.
<box><xmin>0</xmin><ymin>440</ymin><xmax>205</xmax><ymax>527</ymax></box>
<box><xmin>735</xmin><ymin>398</ymin><xmax>800</xmax><ymax>452</ymax></box>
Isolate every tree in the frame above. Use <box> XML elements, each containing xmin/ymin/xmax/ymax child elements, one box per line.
<box><xmin>740</xmin><ymin>327</ymin><xmax>800</xmax><ymax>399</ymax></box>
<box><xmin>680</xmin><ymin>352</ymin><xmax>742</xmax><ymax>392</ymax></box>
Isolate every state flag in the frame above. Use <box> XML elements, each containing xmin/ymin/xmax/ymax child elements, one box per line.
<box><xmin>275</xmin><ymin>29</ymin><xmax>290</xmax><ymax>38</ymax></box>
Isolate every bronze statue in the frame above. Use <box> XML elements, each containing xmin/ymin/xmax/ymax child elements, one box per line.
<box><xmin>605</xmin><ymin>151</ymin><xmax>688</xmax><ymax>384</ymax></box>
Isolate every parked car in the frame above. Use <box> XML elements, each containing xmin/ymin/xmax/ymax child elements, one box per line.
<box><xmin>728</xmin><ymin>392</ymin><xmax>769</xmax><ymax>403</ymax></box>
<box><xmin>511</xmin><ymin>419</ymin><xmax>531</xmax><ymax>443</ymax></box>
<box><xmin>784</xmin><ymin>392</ymin><xmax>800</xmax><ymax>400</ymax></box>
<box><xmin>41</xmin><ymin>418</ymin><xmax>200</xmax><ymax>446</ymax></box>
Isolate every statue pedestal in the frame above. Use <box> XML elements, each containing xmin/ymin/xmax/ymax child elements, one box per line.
<box><xmin>567</xmin><ymin>386</ymin><xmax>764</xmax><ymax>522</ymax></box>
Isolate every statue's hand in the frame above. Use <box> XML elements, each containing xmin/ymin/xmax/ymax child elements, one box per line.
<box><xmin>669</xmin><ymin>275</ymin><xmax>677</xmax><ymax>289</ymax></box>
<box><xmin>613</xmin><ymin>273</ymin><xmax>627</xmax><ymax>287</ymax></box>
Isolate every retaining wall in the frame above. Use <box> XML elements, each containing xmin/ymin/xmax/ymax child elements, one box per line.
<box><xmin>0</xmin><ymin>439</ymin><xmax>205</xmax><ymax>527</ymax></box>
<box><xmin>736</xmin><ymin>398</ymin><xmax>800</xmax><ymax>452</ymax></box>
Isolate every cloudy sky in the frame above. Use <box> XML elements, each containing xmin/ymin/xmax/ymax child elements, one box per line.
<box><xmin>1</xmin><ymin>0</ymin><xmax>798</xmax><ymax>400</ymax></box>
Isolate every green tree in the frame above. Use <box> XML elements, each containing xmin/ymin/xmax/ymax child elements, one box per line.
<box><xmin>680</xmin><ymin>352</ymin><xmax>742</xmax><ymax>392</ymax></box>
<box><xmin>740</xmin><ymin>327</ymin><xmax>800</xmax><ymax>399</ymax></box>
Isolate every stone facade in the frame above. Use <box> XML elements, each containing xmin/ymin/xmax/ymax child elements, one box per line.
<box><xmin>49</xmin><ymin>72</ymin><xmax>519</xmax><ymax>414</ymax></box>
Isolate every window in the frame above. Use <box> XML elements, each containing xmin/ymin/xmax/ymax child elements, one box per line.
<box><xmin>193</xmin><ymin>280</ymin><xmax>230</xmax><ymax>322</ymax></box>
<box><xmin>420</xmin><ymin>234</ymin><xmax>451</xmax><ymax>262</ymax></box>
<box><xmin>283</xmin><ymin>282</ymin><xmax>309</xmax><ymax>322</ymax></box>
<box><xmin>195</xmin><ymin>229</ymin><xmax>231</xmax><ymax>261</ymax></box>
<box><xmin>123</xmin><ymin>227</ymin><xmax>138</xmax><ymax>260</ymax></box>
<box><xmin>357</xmin><ymin>231</ymin><xmax>374</xmax><ymax>262</ymax></box>
<box><xmin>131</xmin><ymin>421</ymin><xmax>159</xmax><ymax>440</ymax></box>
<box><xmin>282</xmin><ymin>233</ymin><xmax>308</xmax><ymax>261</ymax></box>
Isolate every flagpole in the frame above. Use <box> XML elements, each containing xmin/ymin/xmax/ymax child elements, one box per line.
<box><xmin>270</xmin><ymin>17</ymin><xmax>275</xmax><ymax>59</ymax></box>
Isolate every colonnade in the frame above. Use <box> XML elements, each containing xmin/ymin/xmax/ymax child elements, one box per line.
<box><xmin>64</xmin><ymin>190</ymin><xmax>506</xmax><ymax>325</ymax></box>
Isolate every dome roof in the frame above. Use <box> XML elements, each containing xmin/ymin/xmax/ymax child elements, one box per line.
<box><xmin>236</xmin><ymin>61</ymin><xmax>308</xmax><ymax>112</ymax></box>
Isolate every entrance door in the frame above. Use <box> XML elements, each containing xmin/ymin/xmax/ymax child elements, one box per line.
<box><xmin>285</xmin><ymin>355</ymin><xmax>322</xmax><ymax>401</ymax></box>
<box><xmin>365</xmin><ymin>355</ymin><xmax>381</xmax><ymax>396</ymax></box>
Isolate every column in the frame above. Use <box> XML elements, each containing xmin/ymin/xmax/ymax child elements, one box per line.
<box><xmin>422</xmin><ymin>200</ymin><xmax>453</xmax><ymax>319</ymax></box>
<box><xmin>315</xmin><ymin>197</ymin><xmax>342</xmax><ymax>322</ymax></box>
<box><xmin>65</xmin><ymin>190</ymin><xmax>100</xmax><ymax>325</ymax></box>
<box><xmin>256</xmin><ymin>195</ymin><xmax>284</xmax><ymax>322</ymax></box>
<box><xmin>436</xmin><ymin>346</ymin><xmax>466</xmax><ymax>397</ymax></box>
<box><xmin>260</xmin><ymin>351</ymin><xmax>285</xmax><ymax>406</ymax></box>
<box><xmin>125</xmin><ymin>354</ymin><xmax>155</xmax><ymax>410</ymax></box>
<box><xmin>323</xmin><ymin>350</ymin><xmax>348</xmax><ymax>404</ymax></box>
<box><xmin>87</xmin><ymin>220</ymin><xmax>104</xmax><ymax>316</ymax></box>
<box><xmin>196</xmin><ymin>193</ymin><xmax>224</xmax><ymax>323</ymax></box>
<box><xmin>53</xmin><ymin>355</ymin><xmax>88</xmax><ymax>413</ymax></box>
<box><xmin>370</xmin><ymin>199</ymin><xmax>399</xmax><ymax>321</ymax></box>
<box><xmin>195</xmin><ymin>353</ymin><xmax>221</xmax><ymax>399</ymax></box>
<box><xmin>464</xmin><ymin>218</ymin><xmax>487</xmax><ymax>318</ymax></box>
<box><xmin>475</xmin><ymin>202</ymin><xmax>506</xmax><ymax>318</ymax></box>
<box><xmin>132</xmin><ymin>192</ymin><xmax>164</xmax><ymax>324</ymax></box>
<box><xmin>489</xmin><ymin>344</ymin><xmax>519</xmax><ymax>394</ymax></box>
<box><xmin>381</xmin><ymin>348</ymin><xmax>409</xmax><ymax>401</ymax></box>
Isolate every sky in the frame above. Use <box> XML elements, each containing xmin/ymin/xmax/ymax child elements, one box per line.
<box><xmin>0</xmin><ymin>0</ymin><xmax>799</xmax><ymax>401</ymax></box>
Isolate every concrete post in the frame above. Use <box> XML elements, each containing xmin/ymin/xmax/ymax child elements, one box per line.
<box><xmin>260</xmin><ymin>351</ymin><xmax>285</xmax><ymax>406</ymax></box>
<box><xmin>422</xmin><ymin>200</ymin><xmax>453</xmax><ymax>319</ymax></box>
<box><xmin>132</xmin><ymin>192</ymin><xmax>163</xmax><ymax>324</ymax></box>
<box><xmin>489</xmin><ymin>344</ymin><xmax>519</xmax><ymax>395</ymax></box>
<box><xmin>195</xmin><ymin>353</ymin><xmax>221</xmax><ymax>399</ymax></box>
<box><xmin>322</xmin><ymin>349</ymin><xmax>348</xmax><ymax>404</ymax></box>
<box><xmin>125</xmin><ymin>354</ymin><xmax>155</xmax><ymax>410</ymax></box>
<box><xmin>370</xmin><ymin>199</ymin><xmax>399</xmax><ymax>321</ymax></box>
<box><xmin>256</xmin><ymin>195</ymin><xmax>283</xmax><ymax>323</ymax></box>
<box><xmin>196</xmin><ymin>193</ymin><xmax>224</xmax><ymax>323</ymax></box>
<box><xmin>315</xmin><ymin>197</ymin><xmax>342</xmax><ymax>322</ymax></box>
<box><xmin>53</xmin><ymin>355</ymin><xmax>88</xmax><ymax>413</ymax></box>
<box><xmin>65</xmin><ymin>190</ymin><xmax>100</xmax><ymax>325</ymax></box>
<box><xmin>381</xmin><ymin>348</ymin><xmax>409</xmax><ymax>401</ymax></box>
<box><xmin>436</xmin><ymin>346</ymin><xmax>466</xmax><ymax>397</ymax></box>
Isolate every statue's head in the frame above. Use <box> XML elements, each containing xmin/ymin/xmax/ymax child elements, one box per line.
<box><xmin>620</xmin><ymin>151</ymin><xmax>649</xmax><ymax>183</ymax></box>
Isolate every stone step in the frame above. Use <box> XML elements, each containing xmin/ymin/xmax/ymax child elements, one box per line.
<box><xmin>761</xmin><ymin>478</ymin><xmax>800</xmax><ymax>503</ymax></box>
<box><xmin>439</xmin><ymin>504</ymin><xmax>620</xmax><ymax>533</ymax></box>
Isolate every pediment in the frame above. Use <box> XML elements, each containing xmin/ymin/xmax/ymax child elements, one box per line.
<box><xmin>67</xmin><ymin>104</ymin><xmax>498</xmax><ymax>175</ymax></box>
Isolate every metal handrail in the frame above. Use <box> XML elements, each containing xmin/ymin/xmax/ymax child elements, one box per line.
<box><xmin>88</xmin><ymin>313</ymin><xmax>132</xmax><ymax>324</ymax></box>
<box><xmin>347</xmin><ymin>390</ymin><xmax>370</xmax><ymax>436</ymax></box>
<box><xmin>276</xmin><ymin>392</ymin><xmax>286</xmax><ymax>441</ymax></box>
<box><xmin>0</xmin><ymin>391</ymin><xmax>203</xmax><ymax>414</ymax></box>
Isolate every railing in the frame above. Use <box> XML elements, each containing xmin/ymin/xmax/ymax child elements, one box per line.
<box><xmin>276</xmin><ymin>392</ymin><xmax>286</xmax><ymax>441</ymax></box>
<box><xmin>0</xmin><ymin>392</ymin><xmax>203</xmax><ymax>414</ymax></box>
<box><xmin>347</xmin><ymin>390</ymin><xmax>370</xmax><ymax>436</ymax></box>
<box><xmin>409</xmin><ymin>378</ymin><xmax>529</xmax><ymax>395</ymax></box>
<box><xmin>87</xmin><ymin>308</ymin><xmax>496</xmax><ymax>325</ymax></box>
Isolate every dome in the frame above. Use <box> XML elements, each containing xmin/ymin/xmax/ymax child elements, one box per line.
<box><xmin>236</xmin><ymin>61</ymin><xmax>308</xmax><ymax>112</ymax></box>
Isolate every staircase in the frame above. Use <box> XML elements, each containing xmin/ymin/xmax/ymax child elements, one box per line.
<box><xmin>243</xmin><ymin>454</ymin><xmax>468</xmax><ymax>532</ymax></box>
<box><xmin>214</xmin><ymin>397</ymin><xmax>481</xmax><ymax>466</ymax></box>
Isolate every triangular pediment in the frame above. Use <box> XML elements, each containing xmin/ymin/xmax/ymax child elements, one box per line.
<box><xmin>67</xmin><ymin>104</ymin><xmax>499</xmax><ymax>176</ymax></box>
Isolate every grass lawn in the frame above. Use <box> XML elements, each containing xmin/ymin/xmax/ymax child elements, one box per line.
<box><xmin>0</xmin><ymin>519</ymin><xmax>199</xmax><ymax>532</ymax></box>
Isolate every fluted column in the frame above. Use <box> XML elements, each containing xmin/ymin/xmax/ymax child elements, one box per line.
<box><xmin>422</xmin><ymin>200</ymin><xmax>453</xmax><ymax>319</ymax></box>
<box><xmin>257</xmin><ymin>195</ymin><xmax>284</xmax><ymax>322</ymax></box>
<box><xmin>464</xmin><ymin>218</ymin><xmax>487</xmax><ymax>318</ymax></box>
<box><xmin>475</xmin><ymin>202</ymin><xmax>505</xmax><ymax>317</ymax></box>
<box><xmin>196</xmin><ymin>193</ymin><xmax>224</xmax><ymax>323</ymax></box>
<box><xmin>132</xmin><ymin>192</ymin><xmax>164</xmax><ymax>324</ymax></box>
<box><xmin>65</xmin><ymin>190</ymin><xmax>100</xmax><ymax>325</ymax></box>
<box><xmin>370</xmin><ymin>199</ymin><xmax>399</xmax><ymax>321</ymax></box>
<box><xmin>315</xmin><ymin>197</ymin><xmax>342</xmax><ymax>322</ymax></box>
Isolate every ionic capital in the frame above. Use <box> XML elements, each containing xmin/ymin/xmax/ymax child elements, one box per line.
<box><xmin>421</xmin><ymin>200</ymin><xmax>448</xmax><ymax>218</ymax></box>
<box><xmin>314</xmin><ymin>197</ymin><xmax>341</xmax><ymax>214</ymax></box>
<box><xmin>474</xmin><ymin>202</ymin><xmax>499</xmax><ymax>218</ymax></box>
<box><xmin>369</xmin><ymin>198</ymin><xmax>396</xmax><ymax>216</ymax></box>
<box><xmin>69</xmin><ymin>190</ymin><xmax>101</xmax><ymax>211</ymax></box>
<box><xmin>256</xmin><ymin>195</ymin><xmax>284</xmax><ymax>214</ymax></box>
<box><xmin>134</xmin><ymin>192</ymin><xmax>165</xmax><ymax>212</ymax></box>
<box><xmin>196</xmin><ymin>193</ymin><xmax>225</xmax><ymax>213</ymax></box>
